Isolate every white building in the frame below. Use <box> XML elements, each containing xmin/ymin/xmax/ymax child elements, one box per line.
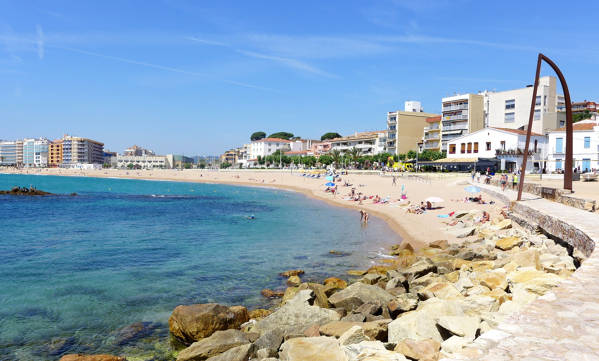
<box><xmin>329</xmin><ymin>131</ymin><xmax>387</xmax><ymax>156</ymax></box>
<box><xmin>23</xmin><ymin>138</ymin><xmax>50</xmax><ymax>167</ymax></box>
<box><xmin>447</xmin><ymin>127</ymin><xmax>547</xmax><ymax>172</ymax></box>
<box><xmin>441</xmin><ymin>93</ymin><xmax>485</xmax><ymax>152</ymax></box>
<box><xmin>484</xmin><ymin>76</ymin><xmax>565</xmax><ymax>135</ymax></box>
<box><xmin>248</xmin><ymin>138</ymin><xmax>292</xmax><ymax>159</ymax></box>
<box><xmin>547</xmin><ymin>120</ymin><xmax>599</xmax><ymax>173</ymax></box>
<box><xmin>404</xmin><ymin>101</ymin><xmax>423</xmax><ymax>113</ymax></box>
<box><xmin>116</xmin><ymin>155</ymin><xmax>168</xmax><ymax>169</ymax></box>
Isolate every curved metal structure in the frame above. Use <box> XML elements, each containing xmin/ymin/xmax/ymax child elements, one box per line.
<box><xmin>518</xmin><ymin>54</ymin><xmax>573</xmax><ymax>201</ymax></box>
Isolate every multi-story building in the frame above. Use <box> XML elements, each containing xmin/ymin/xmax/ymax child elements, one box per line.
<box><xmin>547</xmin><ymin>119</ymin><xmax>599</xmax><ymax>173</ymax></box>
<box><xmin>572</xmin><ymin>101</ymin><xmax>597</xmax><ymax>113</ymax></box>
<box><xmin>0</xmin><ymin>140</ymin><xmax>23</xmax><ymax>167</ymax></box>
<box><xmin>220</xmin><ymin>150</ymin><xmax>238</xmax><ymax>165</ymax></box>
<box><xmin>311</xmin><ymin>142</ymin><xmax>331</xmax><ymax>155</ymax></box>
<box><xmin>62</xmin><ymin>136</ymin><xmax>104</xmax><ymax>165</ymax></box>
<box><xmin>484</xmin><ymin>76</ymin><xmax>564</xmax><ymax>135</ymax></box>
<box><xmin>123</xmin><ymin>145</ymin><xmax>155</xmax><ymax>156</ymax></box>
<box><xmin>441</xmin><ymin>93</ymin><xmax>485</xmax><ymax>152</ymax></box>
<box><xmin>248</xmin><ymin>138</ymin><xmax>292</xmax><ymax>159</ymax></box>
<box><xmin>387</xmin><ymin>103</ymin><xmax>439</xmax><ymax>154</ymax></box>
<box><xmin>48</xmin><ymin>140</ymin><xmax>63</xmax><ymax>167</ymax></box>
<box><xmin>117</xmin><ymin>155</ymin><xmax>167</xmax><ymax>169</ymax></box>
<box><xmin>329</xmin><ymin>131</ymin><xmax>387</xmax><ymax>155</ymax></box>
<box><xmin>423</xmin><ymin>116</ymin><xmax>442</xmax><ymax>152</ymax></box>
<box><xmin>447</xmin><ymin>127</ymin><xmax>547</xmax><ymax>173</ymax></box>
<box><xmin>23</xmin><ymin>138</ymin><xmax>50</xmax><ymax>167</ymax></box>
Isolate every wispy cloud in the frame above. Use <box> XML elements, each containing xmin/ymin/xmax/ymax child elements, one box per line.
<box><xmin>36</xmin><ymin>25</ymin><xmax>44</xmax><ymax>59</ymax></box>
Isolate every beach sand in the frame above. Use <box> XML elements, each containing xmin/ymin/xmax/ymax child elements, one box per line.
<box><xmin>2</xmin><ymin>168</ymin><xmax>504</xmax><ymax>247</ymax></box>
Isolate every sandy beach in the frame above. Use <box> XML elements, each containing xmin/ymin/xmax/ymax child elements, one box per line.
<box><xmin>1</xmin><ymin>168</ymin><xmax>504</xmax><ymax>247</ymax></box>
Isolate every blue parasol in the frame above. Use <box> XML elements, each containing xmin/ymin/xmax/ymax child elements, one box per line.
<box><xmin>464</xmin><ymin>185</ymin><xmax>481</xmax><ymax>193</ymax></box>
<box><xmin>325</xmin><ymin>182</ymin><xmax>335</xmax><ymax>187</ymax></box>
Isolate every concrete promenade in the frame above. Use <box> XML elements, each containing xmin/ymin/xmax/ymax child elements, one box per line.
<box><xmin>445</xmin><ymin>181</ymin><xmax>599</xmax><ymax>360</ymax></box>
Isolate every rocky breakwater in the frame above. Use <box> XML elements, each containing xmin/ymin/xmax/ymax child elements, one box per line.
<box><xmin>162</xmin><ymin>209</ymin><xmax>583</xmax><ymax>361</ymax></box>
<box><xmin>0</xmin><ymin>186</ymin><xmax>54</xmax><ymax>195</ymax></box>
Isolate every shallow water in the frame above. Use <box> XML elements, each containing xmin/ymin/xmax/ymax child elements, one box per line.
<box><xmin>0</xmin><ymin>174</ymin><xmax>400</xmax><ymax>360</ymax></box>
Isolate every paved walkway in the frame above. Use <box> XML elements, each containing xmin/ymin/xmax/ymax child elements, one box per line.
<box><xmin>444</xmin><ymin>181</ymin><xmax>599</xmax><ymax>360</ymax></box>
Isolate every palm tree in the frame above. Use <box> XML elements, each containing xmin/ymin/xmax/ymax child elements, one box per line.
<box><xmin>330</xmin><ymin>149</ymin><xmax>342</xmax><ymax>168</ymax></box>
<box><xmin>348</xmin><ymin>147</ymin><xmax>361</xmax><ymax>164</ymax></box>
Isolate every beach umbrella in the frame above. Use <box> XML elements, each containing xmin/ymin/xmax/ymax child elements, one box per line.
<box><xmin>326</xmin><ymin>176</ymin><xmax>334</xmax><ymax>181</ymax></box>
<box><xmin>464</xmin><ymin>185</ymin><xmax>481</xmax><ymax>193</ymax></box>
<box><xmin>325</xmin><ymin>182</ymin><xmax>335</xmax><ymax>187</ymax></box>
<box><xmin>425</xmin><ymin>196</ymin><xmax>444</xmax><ymax>203</ymax></box>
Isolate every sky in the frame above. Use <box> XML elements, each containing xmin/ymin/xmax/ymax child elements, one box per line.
<box><xmin>1</xmin><ymin>0</ymin><xmax>598</xmax><ymax>155</ymax></box>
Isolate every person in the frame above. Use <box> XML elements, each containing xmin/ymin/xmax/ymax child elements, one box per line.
<box><xmin>359</xmin><ymin>210</ymin><xmax>364</xmax><ymax>222</ymax></box>
<box><xmin>500</xmin><ymin>174</ymin><xmax>507</xmax><ymax>191</ymax></box>
<box><xmin>247</xmin><ymin>215</ymin><xmax>255</xmax><ymax>220</ymax></box>
<box><xmin>392</xmin><ymin>176</ymin><xmax>397</xmax><ymax>186</ymax></box>
<box><xmin>363</xmin><ymin>212</ymin><xmax>369</xmax><ymax>224</ymax></box>
<box><xmin>512</xmin><ymin>173</ymin><xmax>518</xmax><ymax>190</ymax></box>
<box><xmin>426</xmin><ymin>201</ymin><xmax>432</xmax><ymax>209</ymax></box>
<box><xmin>476</xmin><ymin>171</ymin><xmax>481</xmax><ymax>183</ymax></box>
<box><xmin>471</xmin><ymin>170</ymin><xmax>475</xmax><ymax>182</ymax></box>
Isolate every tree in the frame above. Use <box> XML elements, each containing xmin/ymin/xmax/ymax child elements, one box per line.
<box><xmin>318</xmin><ymin>154</ymin><xmax>333</xmax><ymax>166</ymax></box>
<box><xmin>347</xmin><ymin>147</ymin><xmax>361</xmax><ymax>163</ymax></box>
<box><xmin>419</xmin><ymin>150</ymin><xmax>445</xmax><ymax>161</ymax></box>
<box><xmin>573</xmin><ymin>110</ymin><xmax>592</xmax><ymax>123</ymax></box>
<box><xmin>321</xmin><ymin>132</ymin><xmax>341</xmax><ymax>141</ymax></box>
<box><xmin>268</xmin><ymin>132</ymin><xmax>294</xmax><ymax>140</ymax></box>
<box><xmin>250</xmin><ymin>131</ymin><xmax>266</xmax><ymax>141</ymax></box>
<box><xmin>220</xmin><ymin>162</ymin><xmax>232</xmax><ymax>169</ymax></box>
<box><xmin>407</xmin><ymin>150</ymin><xmax>418</xmax><ymax>160</ymax></box>
<box><xmin>330</xmin><ymin>149</ymin><xmax>342</xmax><ymax>168</ymax></box>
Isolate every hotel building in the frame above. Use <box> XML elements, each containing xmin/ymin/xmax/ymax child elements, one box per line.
<box><xmin>0</xmin><ymin>140</ymin><xmax>23</xmax><ymax>167</ymax></box>
<box><xmin>329</xmin><ymin>131</ymin><xmax>387</xmax><ymax>156</ymax></box>
<box><xmin>49</xmin><ymin>140</ymin><xmax>63</xmax><ymax>167</ymax></box>
<box><xmin>423</xmin><ymin>116</ymin><xmax>442</xmax><ymax>152</ymax></box>
<box><xmin>62</xmin><ymin>136</ymin><xmax>104</xmax><ymax>165</ymax></box>
<box><xmin>441</xmin><ymin>93</ymin><xmax>485</xmax><ymax>152</ymax></box>
<box><xmin>386</xmin><ymin>102</ymin><xmax>439</xmax><ymax>154</ymax></box>
<box><xmin>23</xmin><ymin>138</ymin><xmax>50</xmax><ymax>167</ymax></box>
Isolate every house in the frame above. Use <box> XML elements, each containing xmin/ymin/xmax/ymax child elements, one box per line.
<box><xmin>547</xmin><ymin>119</ymin><xmax>599</xmax><ymax>173</ymax></box>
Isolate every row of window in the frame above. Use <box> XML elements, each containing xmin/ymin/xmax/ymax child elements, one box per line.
<box><xmin>555</xmin><ymin>136</ymin><xmax>591</xmax><ymax>153</ymax></box>
<box><xmin>554</xmin><ymin>159</ymin><xmax>593</xmax><ymax>171</ymax></box>
<box><xmin>449</xmin><ymin>141</ymin><xmax>494</xmax><ymax>154</ymax></box>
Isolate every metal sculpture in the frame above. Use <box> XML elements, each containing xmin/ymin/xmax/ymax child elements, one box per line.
<box><xmin>518</xmin><ymin>54</ymin><xmax>573</xmax><ymax>201</ymax></box>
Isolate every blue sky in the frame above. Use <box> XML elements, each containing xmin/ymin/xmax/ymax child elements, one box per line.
<box><xmin>1</xmin><ymin>0</ymin><xmax>598</xmax><ymax>155</ymax></box>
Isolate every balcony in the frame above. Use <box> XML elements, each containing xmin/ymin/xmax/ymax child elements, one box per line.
<box><xmin>424</xmin><ymin>134</ymin><xmax>440</xmax><ymax>141</ymax></box>
<box><xmin>442</xmin><ymin>123</ymin><xmax>469</xmax><ymax>132</ymax></box>
<box><xmin>443</xmin><ymin>114</ymin><xmax>468</xmax><ymax>121</ymax></box>
<box><xmin>425</xmin><ymin>125</ymin><xmax>440</xmax><ymax>131</ymax></box>
<box><xmin>442</xmin><ymin>104</ymin><xmax>468</xmax><ymax>112</ymax></box>
<box><xmin>495</xmin><ymin>148</ymin><xmax>540</xmax><ymax>156</ymax></box>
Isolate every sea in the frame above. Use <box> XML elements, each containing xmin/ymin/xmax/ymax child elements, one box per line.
<box><xmin>0</xmin><ymin>173</ymin><xmax>401</xmax><ymax>360</ymax></box>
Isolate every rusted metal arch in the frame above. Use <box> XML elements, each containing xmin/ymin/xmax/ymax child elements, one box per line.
<box><xmin>518</xmin><ymin>54</ymin><xmax>573</xmax><ymax>201</ymax></box>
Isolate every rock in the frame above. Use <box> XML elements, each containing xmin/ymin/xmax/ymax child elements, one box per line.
<box><xmin>319</xmin><ymin>320</ymin><xmax>391</xmax><ymax>341</ymax></box>
<box><xmin>458</xmin><ymin>295</ymin><xmax>498</xmax><ymax>315</ymax></box>
<box><xmin>388</xmin><ymin>294</ymin><xmax>419</xmax><ymax>317</ymax></box>
<box><xmin>342</xmin><ymin>341</ymin><xmax>408</xmax><ymax>361</ymax></box>
<box><xmin>511</xmin><ymin>249</ymin><xmax>541</xmax><ymax>270</ymax></box>
<box><xmin>253</xmin><ymin>290</ymin><xmax>340</xmax><ymax>336</ymax></box>
<box><xmin>249</xmin><ymin>309</ymin><xmax>272</xmax><ymax>320</ymax></box>
<box><xmin>169</xmin><ymin>304</ymin><xmax>249</xmax><ymax>344</ymax></box>
<box><xmin>367</xmin><ymin>265</ymin><xmax>390</xmax><ymax>275</ymax></box>
<box><xmin>348</xmin><ymin>270</ymin><xmax>367</xmax><ymax>276</ymax></box>
<box><xmin>176</xmin><ymin>329</ymin><xmax>249</xmax><ymax>361</ymax></box>
<box><xmin>360</xmin><ymin>273</ymin><xmax>381</xmax><ymax>285</ymax></box>
<box><xmin>355</xmin><ymin>302</ymin><xmax>382</xmax><ymax>317</ymax></box>
<box><xmin>329</xmin><ymin>250</ymin><xmax>352</xmax><ymax>256</ymax></box>
<box><xmin>418</xmin><ymin>282</ymin><xmax>462</xmax><ymax>301</ymax></box>
<box><xmin>437</xmin><ymin>316</ymin><xmax>480</xmax><ymax>339</ymax></box>
<box><xmin>254</xmin><ymin>328</ymin><xmax>284</xmax><ymax>355</ymax></box>
<box><xmin>324</xmin><ymin>277</ymin><xmax>348</xmax><ymax>290</ymax></box>
<box><xmin>303</xmin><ymin>324</ymin><xmax>320</xmax><ymax>337</ymax></box>
<box><xmin>401</xmin><ymin>259</ymin><xmax>436</xmax><ymax>279</ymax></box>
<box><xmin>448</xmin><ymin>226</ymin><xmax>476</xmax><ymax>238</ymax></box>
<box><xmin>279</xmin><ymin>336</ymin><xmax>346</xmax><ymax>361</ymax></box>
<box><xmin>495</xmin><ymin>236</ymin><xmax>522</xmax><ymax>251</ymax></box>
<box><xmin>262</xmin><ymin>289</ymin><xmax>285</xmax><ymax>298</ymax></box>
<box><xmin>429</xmin><ymin>240</ymin><xmax>449</xmax><ymax>250</ymax></box>
<box><xmin>114</xmin><ymin>322</ymin><xmax>156</xmax><ymax>345</ymax></box>
<box><xmin>494</xmin><ymin>219</ymin><xmax>512</xmax><ymax>230</ymax></box>
<box><xmin>342</xmin><ymin>313</ymin><xmax>366</xmax><ymax>322</ymax></box>
<box><xmin>255</xmin><ymin>348</ymin><xmax>277</xmax><ymax>359</ymax></box>
<box><xmin>329</xmin><ymin>282</ymin><xmax>394</xmax><ymax>312</ymax></box>
<box><xmin>507</xmin><ymin>268</ymin><xmax>562</xmax><ymax>295</ymax></box>
<box><xmin>476</xmin><ymin>270</ymin><xmax>507</xmax><ymax>291</ymax></box>
<box><xmin>296</xmin><ymin>283</ymin><xmax>331</xmax><ymax>308</ymax></box>
<box><xmin>46</xmin><ymin>337</ymin><xmax>76</xmax><ymax>356</ymax></box>
<box><xmin>411</xmin><ymin>273</ymin><xmax>444</xmax><ymax>289</ymax></box>
<box><xmin>59</xmin><ymin>355</ymin><xmax>126</xmax><ymax>361</ymax></box>
<box><xmin>205</xmin><ymin>343</ymin><xmax>253</xmax><ymax>361</ymax></box>
<box><xmin>441</xmin><ymin>335</ymin><xmax>470</xmax><ymax>354</ymax></box>
<box><xmin>287</xmin><ymin>276</ymin><xmax>301</xmax><ymax>287</ymax></box>
<box><xmin>281</xmin><ymin>287</ymin><xmax>300</xmax><ymax>304</ymax></box>
<box><xmin>394</xmin><ymin>338</ymin><xmax>440</xmax><ymax>361</ymax></box>
<box><xmin>279</xmin><ymin>270</ymin><xmax>304</xmax><ymax>278</ymax></box>
<box><xmin>339</xmin><ymin>326</ymin><xmax>370</xmax><ymax>345</ymax></box>
<box><xmin>387</xmin><ymin>287</ymin><xmax>407</xmax><ymax>297</ymax></box>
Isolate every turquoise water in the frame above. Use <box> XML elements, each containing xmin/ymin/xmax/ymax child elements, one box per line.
<box><xmin>0</xmin><ymin>174</ymin><xmax>400</xmax><ymax>360</ymax></box>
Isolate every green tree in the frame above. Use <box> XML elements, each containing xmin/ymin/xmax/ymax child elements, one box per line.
<box><xmin>347</xmin><ymin>147</ymin><xmax>361</xmax><ymax>163</ymax></box>
<box><xmin>407</xmin><ymin>150</ymin><xmax>418</xmax><ymax>160</ymax></box>
<box><xmin>573</xmin><ymin>110</ymin><xmax>593</xmax><ymax>123</ymax></box>
<box><xmin>220</xmin><ymin>162</ymin><xmax>232</xmax><ymax>169</ymax></box>
<box><xmin>318</xmin><ymin>154</ymin><xmax>333</xmax><ymax>166</ymax></box>
<box><xmin>250</xmin><ymin>131</ymin><xmax>266</xmax><ymax>141</ymax></box>
<box><xmin>419</xmin><ymin>150</ymin><xmax>445</xmax><ymax>161</ymax></box>
<box><xmin>268</xmin><ymin>132</ymin><xmax>294</xmax><ymax>140</ymax></box>
<box><xmin>320</xmin><ymin>132</ymin><xmax>341</xmax><ymax>140</ymax></box>
<box><xmin>330</xmin><ymin>149</ymin><xmax>342</xmax><ymax>168</ymax></box>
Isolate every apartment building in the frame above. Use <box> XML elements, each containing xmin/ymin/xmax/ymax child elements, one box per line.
<box><xmin>329</xmin><ymin>131</ymin><xmax>387</xmax><ymax>156</ymax></box>
<box><xmin>572</xmin><ymin>101</ymin><xmax>597</xmax><ymax>113</ymax></box>
<box><xmin>404</xmin><ymin>100</ymin><xmax>423</xmax><ymax>113</ymax></box>
<box><xmin>62</xmin><ymin>136</ymin><xmax>104</xmax><ymax>165</ymax></box>
<box><xmin>547</xmin><ymin>120</ymin><xmax>599</xmax><ymax>173</ymax></box>
<box><xmin>423</xmin><ymin>116</ymin><xmax>442</xmax><ymax>151</ymax></box>
<box><xmin>248</xmin><ymin>138</ymin><xmax>292</xmax><ymax>159</ymax></box>
<box><xmin>0</xmin><ymin>140</ymin><xmax>23</xmax><ymax>166</ymax></box>
<box><xmin>387</xmin><ymin>108</ymin><xmax>439</xmax><ymax>154</ymax></box>
<box><xmin>48</xmin><ymin>140</ymin><xmax>63</xmax><ymax>167</ymax></box>
<box><xmin>117</xmin><ymin>154</ymin><xmax>167</xmax><ymax>169</ymax></box>
<box><xmin>23</xmin><ymin>138</ymin><xmax>50</xmax><ymax>167</ymax></box>
<box><xmin>124</xmin><ymin>145</ymin><xmax>155</xmax><ymax>156</ymax></box>
<box><xmin>441</xmin><ymin>93</ymin><xmax>485</xmax><ymax>152</ymax></box>
<box><xmin>485</xmin><ymin>76</ymin><xmax>564</xmax><ymax>135</ymax></box>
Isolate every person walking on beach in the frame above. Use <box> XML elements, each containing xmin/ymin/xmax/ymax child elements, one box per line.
<box><xmin>363</xmin><ymin>212</ymin><xmax>369</xmax><ymax>224</ymax></box>
<box><xmin>359</xmin><ymin>210</ymin><xmax>364</xmax><ymax>222</ymax></box>
<box><xmin>475</xmin><ymin>171</ymin><xmax>481</xmax><ymax>183</ymax></box>
<box><xmin>392</xmin><ymin>176</ymin><xmax>397</xmax><ymax>186</ymax></box>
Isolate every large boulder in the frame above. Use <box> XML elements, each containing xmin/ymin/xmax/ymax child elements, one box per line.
<box><xmin>59</xmin><ymin>356</ymin><xmax>126</xmax><ymax>361</ymax></box>
<box><xmin>338</xmin><ymin>326</ymin><xmax>370</xmax><ymax>345</ymax></box>
<box><xmin>401</xmin><ymin>259</ymin><xmax>436</xmax><ymax>279</ymax></box>
<box><xmin>253</xmin><ymin>290</ymin><xmax>340</xmax><ymax>336</ymax></box>
<box><xmin>319</xmin><ymin>320</ymin><xmax>390</xmax><ymax>341</ymax></box>
<box><xmin>436</xmin><ymin>316</ymin><xmax>480</xmax><ymax>340</ymax></box>
<box><xmin>394</xmin><ymin>338</ymin><xmax>440</xmax><ymax>361</ymax></box>
<box><xmin>253</xmin><ymin>328</ymin><xmax>284</xmax><ymax>356</ymax></box>
<box><xmin>507</xmin><ymin>267</ymin><xmax>562</xmax><ymax>295</ymax></box>
<box><xmin>417</xmin><ymin>282</ymin><xmax>462</xmax><ymax>300</ymax></box>
<box><xmin>388</xmin><ymin>294</ymin><xmax>419</xmax><ymax>317</ymax></box>
<box><xmin>176</xmin><ymin>329</ymin><xmax>249</xmax><ymax>361</ymax></box>
<box><xmin>169</xmin><ymin>304</ymin><xmax>249</xmax><ymax>343</ymax></box>
<box><xmin>205</xmin><ymin>344</ymin><xmax>253</xmax><ymax>361</ymax></box>
<box><xmin>279</xmin><ymin>336</ymin><xmax>346</xmax><ymax>361</ymax></box>
<box><xmin>342</xmin><ymin>341</ymin><xmax>408</xmax><ymax>361</ymax></box>
<box><xmin>329</xmin><ymin>282</ymin><xmax>394</xmax><ymax>312</ymax></box>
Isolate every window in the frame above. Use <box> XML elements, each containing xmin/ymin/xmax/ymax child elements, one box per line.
<box><xmin>544</xmin><ymin>95</ymin><xmax>547</xmax><ymax>105</ymax></box>
<box><xmin>556</xmin><ymin>137</ymin><xmax>563</xmax><ymax>153</ymax></box>
<box><xmin>473</xmin><ymin>142</ymin><xmax>479</xmax><ymax>153</ymax></box>
<box><xmin>500</xmin><ymin>141</ymin><xmax>506</xmax><ymax>150</ymax></box>
<box><xmin>449</xmin><ymin>144</ymin><xmax>456</xmax><ymax>154</ymax></box>
<box><xmin>460</xmin><ymin>143</ymin><xmax>465</xmax><ymax>154</ymax></box>
<box><xmin>467</xmin><ymin>142</ymin><xmax>472</xmax><ymax>153</ymax></box>
<box><xmin>534</xmin><ymin>109</ymin><xmax>541</xmax><ymax>120</ymax></box>
<box><xmin>556</xmin><ymin>159</ymin><xmax>563</xmax><ymax>170</ymax></box>
<box><xmin>505</xmin><ymin>99</ymin><xmax>515</xmax><ymax>109</ymax></box>
<box><xmin>559</xmin><ymin>120</ymin><xmax>566</xmax><ymax>128</ymax></box>
<box><xmin>486</xmin><ymin>142</ymin><xmax>492</xmax><ymax>151</ymax></box>
<box><xmin>584</xmin><ymin>136</ymin><xmax>591</xmax><ymax>149</ymax></box>
<box><xmin>535</xmin><ymin>96</ymin><xmax>541</xmax><ymax>106</ymax></box>
<box><xmin>534</xmin><ymin>139</ymin><xmax>538</xmax><ymax>153</ymax></box>
<box><xmin>505</xmin><ymin>112</ymin><xmax>515</xmax><ymax>122</ymax></box>
<box><xmin>583</xmin><ymin>159</ymin><xmax>591</xmax><ymax>172</ymax></box>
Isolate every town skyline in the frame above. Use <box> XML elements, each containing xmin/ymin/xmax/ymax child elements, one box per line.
<box><xmin>2</xmin><ymin>1</ymin><xmax>599</xmax><ymax>154</ymax></box>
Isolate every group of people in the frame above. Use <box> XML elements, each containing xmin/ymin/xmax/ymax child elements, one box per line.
<box><xmin>359</xmin><ymin>209</ymin><xmax>369</xmax><ymax>224</ymax></box>
<box><xmin>471</xmin><ymin>169</ymin><xmax>492</xmax><ymax>184</ymax></box>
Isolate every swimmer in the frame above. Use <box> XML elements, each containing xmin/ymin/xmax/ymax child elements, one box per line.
<box><xmin>247</xmin><ymin>215</ymin><xmax>255</xmax><ymax>220</ymax></box>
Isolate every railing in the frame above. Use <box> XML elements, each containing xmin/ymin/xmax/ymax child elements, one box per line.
<box><xmin>424</xmin><ymin>134</ymin><xmax>440</xmax><ymax>140</ymax></box>
<box><xmin>495</xmin><ymin>148</ymin><xmax>540</xmax><ymax>156</ymax></box>
<box><xmin>442</xmin><ymin>124</ymin><xmax>468</xmax><ymax>132</ymax></box>
<box><xmin>424</xmin><ymin>125</ymin><xmax>440</xmax><ymax>131</ymax></box>
<box><xmin>442</xmin><ymin>104</ymin><xmax>469</xmax><ymax>112</ymax></box>
<box><xmin>443</xmin><ymin>114</ymin><xmax>468</xmax><ymax>121</ymax></box>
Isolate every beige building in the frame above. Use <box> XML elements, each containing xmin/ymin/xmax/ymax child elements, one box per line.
<box><xmin>423</xmin><ymin>116</ymin><xmax>442</xmax><ymax>151</ymax></box>
<box><xmin>48</xmin><ymin>140</ymin><xmax>63</xmax><ymax>167</ymax></box>
<box><xmin>329</xmin><ymin>130</ymin><xmax>387</xmax><ymax>155</ymax></box>
<box><xmin>441</xmin><ymin>93</ymin><xmax>485</xmax><ymax>152</ymax></box>
<box><xmin>62</xmin><ymin>135</ymin><xmax>104</xmax><ymax>165</ymax></box>
<box><xmin>386</xmin><ymin>110</ymin><xmax>440</xmax><ymax>154</ymax></box>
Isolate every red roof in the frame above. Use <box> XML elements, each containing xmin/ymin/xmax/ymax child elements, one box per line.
<box><xmin>254</xmin><ymin>138</ymin><xmax>292</xmax><ymax>143</ymax></box>
<box><xmin>491</xmin><ymin>127</ymin><xmax>543</xmax><ymax>137</ymax></box>
<box><xmin>554</xmin><ymin>122</ymin><xmax>596</xmax><ymax>132</ymax></box>
<box><xmin>285</xmin><ymin>150</ymin><xmax>308</xmax><ymax>155</ymax></box>
<box><xmin>426</xmin><ymin>116</ymin><xmax>442</xmax><ymax>123</ymax></box>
